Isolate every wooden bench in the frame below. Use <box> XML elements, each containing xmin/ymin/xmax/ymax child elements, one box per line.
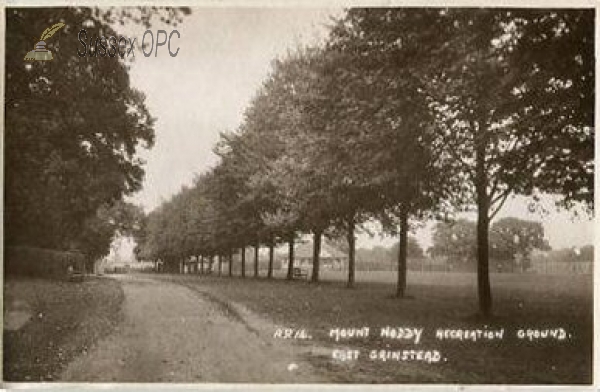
<box><xmin>68</xmin><ymin>271</ymin><xmax>84</xmax><ymax>282</ymax></box>
<box><xmin>292</xmin><ymin>267</ymin><xmax>308</xmax><ymax>280</ymax></box>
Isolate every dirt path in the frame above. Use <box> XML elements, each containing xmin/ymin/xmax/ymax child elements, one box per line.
<box><xmin>60</xmin><ymin>274</ymin><xmax>327</xmax><ymax>383</ymax></box>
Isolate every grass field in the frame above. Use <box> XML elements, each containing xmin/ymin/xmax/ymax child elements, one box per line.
<box><xmin>3</xmin><ymin>276</ymin><xmax>124</xmax><ymax>382</ymax></box>
<box><xmin>159</xmin><ymin>270</ymin><xmax>593</xmax><ymax>384</ymax></box>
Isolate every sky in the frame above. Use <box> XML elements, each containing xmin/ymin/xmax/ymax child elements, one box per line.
<box><xmin>111</xmin><ymin>8</ymin><xmax>593</xmax><ymax>260</ymax></box>
<box><xmin>124</xmin><ymin>8</ymin><xmax>339</xmax><ymax>209</ymax></box>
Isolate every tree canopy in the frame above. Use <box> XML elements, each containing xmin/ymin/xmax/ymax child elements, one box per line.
<box><xmin>5</xmin><ymin>7</ymin><xmax>189</xmax><ymax>258</ymax></box>
<box><xmin>131</xmin><ymin>8</ymin><xmax>592</xmax><ymax>315</ymax></box>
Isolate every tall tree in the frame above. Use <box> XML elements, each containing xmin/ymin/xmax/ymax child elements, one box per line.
<box><xmin>5</xmin><ymin>7</ymin><xmax>188</xmax><ymax>253</ymax></box>
<box><xmin>248</xmin><ymin>47</ymin><xmax>334</xmax><ymax>283</ymax></box>
<box><xmin>423</xmin><ymin>9</ymin><xmax>594</xmax><ymax>315</ymax></box>
<box><xmin>325</xmin><ymin>9</ymin><xmax>464</xmax><ymax>295</ymax></box>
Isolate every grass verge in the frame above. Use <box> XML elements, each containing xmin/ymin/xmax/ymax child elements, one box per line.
<box><xmin>3</xmin><ymin>276</ymin><xmax>124</xmax><ymax>382</ymax></box>
<box><xmin>156</xmin><ymin>272</ymin><xmax>592</xmax><ymax>384</ymax></box>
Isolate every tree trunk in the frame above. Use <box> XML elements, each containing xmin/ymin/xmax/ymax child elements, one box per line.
<box><xmin>218</xmin><ymin>254</ymin><xmax>222</xmax><ymax>276</ymax></box>
<box><xmin>286</xmin><ymin>233</ymin><xmax>295</xmax><ymax>280</ymax></box>
<box><xmin>476</xmin><ymin>142</ymin><xmax>492</xmax><ymax>316</ymax></box>
<box><xmin>311</xmin><ymin>230</ymin><xmax>322</xmax><ymax>283</ymax></box>
<box><xmin>347</xmin><ymin>216</ymin><xmax>356</xmax><ymax>288</ymax></box>
<box><xmin>241</xmin><ymin>247</ymin><xmax>246</xmax><ymax>278</ymax></box>
<box><xmin>254</xmin><ymin>243</ymin><xmax>259</xmax><ymax>278</ymax></box>
<box><xmin>268</xmin><ymin>239</ymin><xmax>274</xmax><ymax>279</ymax></box>
<box><xmin>396</xmin><ymin>205</ymin><xmax>409</xmax><ymax>298</ymax></box>
<box><xmin>477</xmin><ymin>203</ymin><xmax>492</xmax><ymax>316</ymax></box>
<box><xmin>228</xmin><ymin>249</ymin><xmax>233</xmax><ymax>277</ymax></box>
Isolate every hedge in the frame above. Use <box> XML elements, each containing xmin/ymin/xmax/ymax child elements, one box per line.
<box><xmin>5</xmin><ymin>246</ymin><xmax>87</xmax><ymax>278</ymax></box>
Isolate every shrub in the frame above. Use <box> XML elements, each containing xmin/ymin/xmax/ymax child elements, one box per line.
<box><xmin>5</xmin><ymin>246</ymin><xmax>86</xmax><ymax>278</ymax></box>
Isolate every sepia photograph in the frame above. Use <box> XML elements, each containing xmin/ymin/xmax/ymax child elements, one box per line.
<box><xmin>2</xmin><ymin>3</ymin><xmax>595</xmax><ymax>388</ymax></box>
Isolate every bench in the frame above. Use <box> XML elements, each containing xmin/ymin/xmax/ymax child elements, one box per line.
<box><xmin>292</xmin><ymin>267</ymin><xmax>308</xmax><ymax>280</ymax></box>
<box><xmin>68</xmin><ymin>271</ymin><xmax>84</xmax><ymax>282</ymax></box>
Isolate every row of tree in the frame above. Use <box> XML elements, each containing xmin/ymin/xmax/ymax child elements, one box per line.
<box><xmin>135</xmin><ymin>8</ymin><xmax>593</xmax><ymax>316</ymax></box>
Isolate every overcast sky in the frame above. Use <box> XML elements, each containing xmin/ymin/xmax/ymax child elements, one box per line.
<box><xmin>119</xmin><ymin>8</ymin><xmax>593</xmax><ymax>253</ymax></box>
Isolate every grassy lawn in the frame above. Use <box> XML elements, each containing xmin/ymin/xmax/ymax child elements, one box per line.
<box><xmin>3</xmin><ymin>276</ymin><xmax>124</xmax><ymax>382</ymax></box>
<box><xmin>157</xmin><ymin>270</ymin><xmax>592</xmax><ymax>384</ymax></box>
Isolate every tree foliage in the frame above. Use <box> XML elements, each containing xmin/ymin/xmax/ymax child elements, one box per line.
<box><xmin>431</xmin><ymin>217</ymin><xmax>551</xmax><ymax>269</ymax></box>
<box><xmin>132</xmin><ymin>8</ymin><xmax>592</xmax><ymax>315</ymax></box>
<box><xmin>5</xmin><ymin>7</ymin><xmax>189</xmax><ymax>258</ymax></box>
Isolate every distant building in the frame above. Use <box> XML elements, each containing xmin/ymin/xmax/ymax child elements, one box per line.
<box><xmin>280</xmin><ymin>239</ymin><xmax>348</xmax><ymax>271</ymax></box>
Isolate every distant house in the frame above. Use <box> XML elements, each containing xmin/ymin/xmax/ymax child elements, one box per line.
<box><xmin>280</xmin><ymin>239</ymin><xmax>347</xmax><ymax>271</ymax></box>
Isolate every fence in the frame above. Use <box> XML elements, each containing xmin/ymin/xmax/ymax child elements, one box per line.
<box><xmin>357</xmin><ymin>258</ymin><xmax>593</xmax><ymax>275</ymax></box>
<box><xmin>529</xmin><ymin>260</ymin><xmax>593</xmax><ymax>275</ymax></box>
